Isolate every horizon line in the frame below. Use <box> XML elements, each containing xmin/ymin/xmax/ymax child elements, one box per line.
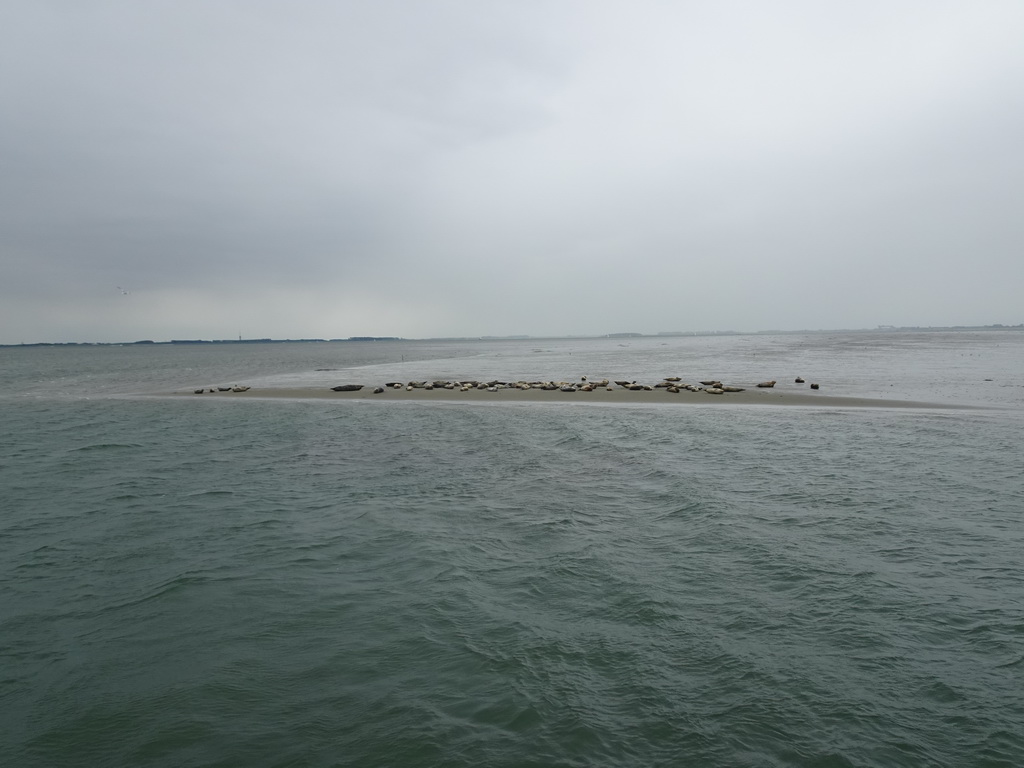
<box><xmin>3</xmin><ymin>324</ymin><xmax>1023</xmax><ymax>348</ymax></box>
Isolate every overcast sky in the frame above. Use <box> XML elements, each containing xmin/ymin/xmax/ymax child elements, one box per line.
<box><xmin>3</xmin><ymin>1</ymin><xmax>1023</xmax><ymax>343</ymax></box>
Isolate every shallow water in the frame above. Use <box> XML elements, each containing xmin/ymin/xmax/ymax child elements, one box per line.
<box><xmin>2</xmin><ymin>331</ymin><xmax>1023</xmax><ymax>767</ymax></box>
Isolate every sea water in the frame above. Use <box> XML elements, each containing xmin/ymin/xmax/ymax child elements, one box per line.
<box><xmin>2</xmin><ymin>331</ymin><xmax>1023</xmax><ymax>767</ymax></box>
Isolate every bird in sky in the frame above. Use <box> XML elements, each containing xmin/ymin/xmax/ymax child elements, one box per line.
<box><xmin>116</xmin><ymin>286</ymin><xmax>130</xmax><ymax>295</ymax></box>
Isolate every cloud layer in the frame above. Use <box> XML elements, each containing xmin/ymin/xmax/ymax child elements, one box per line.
<box><xmin>3</xmin><ymin>1</ymin><xmax>1023</xmax><ymax>342</ymax></box>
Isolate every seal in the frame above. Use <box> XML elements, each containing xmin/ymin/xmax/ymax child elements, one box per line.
<box><xmin>331</xmin><ymin>384</ymin><xmax>363</xmax><ymax>392</ymax></box>
<box><xmin>756</xmin><ymin>380</ymin><xmax>776</xmax><ymax>388</ymax></box>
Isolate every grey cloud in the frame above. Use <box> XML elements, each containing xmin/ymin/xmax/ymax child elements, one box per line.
<box><xmin>2</xmin><ymin>1</ymin><xmax>1023</xmax><ymax>342</ymax></box>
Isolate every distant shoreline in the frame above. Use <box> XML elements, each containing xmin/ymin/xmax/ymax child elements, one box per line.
<box><xmin>3</xmin><ymin>325</ymin><xmax>1023</xmax><ymax>348</ymax></box>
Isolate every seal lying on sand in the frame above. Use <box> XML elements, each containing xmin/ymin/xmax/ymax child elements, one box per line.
<box><xmin>331</xmin><ymin>384</ymin><xmax>364</xmax><ymax>392</ymax></box>
<box><xmin>756</xmin><ymin>380</ymin><xmax>776</xmax><ymax>388</ymax></box>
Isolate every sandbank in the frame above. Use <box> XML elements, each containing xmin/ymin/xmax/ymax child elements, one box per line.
<box><xmin>167</xmin><ymin>384</ymin><xmax>963</xmax><ymax>409</ymax></box>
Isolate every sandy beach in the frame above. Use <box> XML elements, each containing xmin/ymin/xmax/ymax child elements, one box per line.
<box><xmin>169</xmin><ymin>383</ymin><xmax>962</xmax><ymax>409</ymax></box>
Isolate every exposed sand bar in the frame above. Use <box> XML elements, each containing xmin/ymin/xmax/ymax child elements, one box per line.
<box><xmin>165</xmin><ymin>385</ymin><xmax>967</xmax><ymax>409</ymax></box>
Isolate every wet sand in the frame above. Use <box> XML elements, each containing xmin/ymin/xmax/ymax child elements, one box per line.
<box><xmin>168</xmin><ymin>385</ymin><xmax>962</xmax><ymax>409</ymax></box>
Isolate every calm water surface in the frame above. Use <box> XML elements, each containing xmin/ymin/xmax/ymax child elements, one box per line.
<box><xmin>2</xmin><ymin>331</ymin><xmax>1023</xmax><ymax>767</ymax></box>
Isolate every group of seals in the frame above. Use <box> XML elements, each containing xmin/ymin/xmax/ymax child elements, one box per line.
<box><xmin>793</xmin><ymin>377</ymin><xmax>821</xmax><ymax>390</ymax></box>
<box><xmin>325</xmin><ymin>377</ymin><xmax>755</xmax><ymax>395</ymax></box>
<box><xmin>760</xmin><ymin>377</ymin><xmax>823</xmax><ymax>390</ymax></box>
<box><xmin>191</xmin><ymin>376</ymin><xmax>822</xmax><ymax>397</ymax></box>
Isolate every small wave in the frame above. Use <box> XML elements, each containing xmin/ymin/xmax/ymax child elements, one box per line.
<box><xmin>993</xmin><ymin>655</ymin><xmax>1024</xmax><ymax>669</ymax></box>
<box><xmin>72</xmin><ymin>442</ymin><xmax>144</xmax><ymax>452</ymax></box>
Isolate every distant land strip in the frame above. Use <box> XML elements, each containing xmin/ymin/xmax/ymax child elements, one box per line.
<box><xmin>2</xmin><ymin>324</ymin><xmax>1022</xmax><ymax>348</ymax></box>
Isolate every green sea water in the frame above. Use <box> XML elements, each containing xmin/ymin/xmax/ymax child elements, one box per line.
<box><xmin>2</xmin><ymin>332</ymin><xmax>1023</xmax><ymax>767</ymax></box>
